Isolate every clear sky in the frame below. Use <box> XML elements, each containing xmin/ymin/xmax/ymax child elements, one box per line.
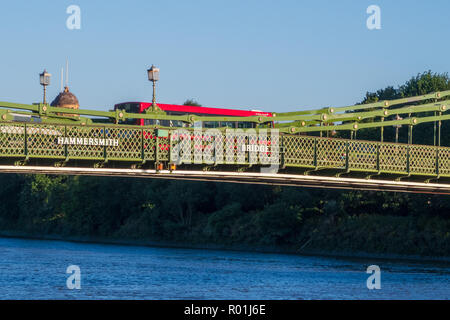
<box><xmin>1</xmin><ymin>0</ymin><xmax>449</xmax><ymax>113</ymax></box>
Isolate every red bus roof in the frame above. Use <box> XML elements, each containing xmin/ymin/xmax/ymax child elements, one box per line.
<box><xmin>116</xmin><ymin>102</ymin><xmax>272</xmax><ymax>117</ymax></box>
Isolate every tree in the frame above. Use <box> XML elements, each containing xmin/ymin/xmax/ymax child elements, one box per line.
<box><xmin>183</xmin><ymin>99</ymin><xmax>202</xmax><ymax>107</ymax></box>
<box><xmin>354</xmin><ymin>71</ymin><xmax>450</xmax><ymax>145</ymax></box>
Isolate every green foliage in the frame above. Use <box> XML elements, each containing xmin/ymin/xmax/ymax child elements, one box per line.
<box><xmin>253</xmin><ymin>201</ymin><xmax>303</xmax><ymax>245</ymax></box>
<box><xmin>357</xmin><ymin>71</ymin><xmax>450</xmax><ymax>145</ymax></box>
<box><xmin>204</xmin><ymin>203</ymin><xmax>243</xmax><ymax>242</ymax></box>
<box><xmin>183</xmin><ymin>99</ymin><xmax>202</xmax><ymax>107</ymax></box>
<box><xmin>400</xmin><ymin>71</ymin><xmax>450</xmax><ymax>97</ymax></box>
<box><xmin>0</xmin><ymin>171</ymin><xmax>448</xmax><ymax>257</ymax></box>
<box><xmin>361</xmin><ymin>71</ymin><xmax>450</xmax><ymax>104</ymax></box>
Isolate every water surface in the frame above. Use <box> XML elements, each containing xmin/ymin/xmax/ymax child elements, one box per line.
<box><xmin>0</xmin><ymin>237</ymin><xmax>448</xmax><ymax>299</ymax></box>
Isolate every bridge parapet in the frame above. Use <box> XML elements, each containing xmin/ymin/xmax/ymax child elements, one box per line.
<box><xmin>0</xmin><ymin>121</ymin><xmax>449</xmax><ymax>179</ymax></box>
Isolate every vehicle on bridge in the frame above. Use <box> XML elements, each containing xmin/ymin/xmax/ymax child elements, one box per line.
<box><xmin>113</xmin><ymin>102</ymin><xmax>273</xmax><ymax>128</ymax></box>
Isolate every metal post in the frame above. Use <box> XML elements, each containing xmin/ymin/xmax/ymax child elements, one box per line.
<box><xmin>155</xmin><ymin>133</ymin><xmax>160</xmax><ymax>166</ymax></box>
<box><xmin>408</xmin><ymin>125</ymin><xmax>413</xmax><ymax>145</ymax></box>
<box><xmin>395</xmin><ymin>126</ymin><xmax>399</xmax><ymax>144</ymax></box>
<box><xmin>376</xmin><ymin>144</ymin><xmax>380</xmax><ymax>172</ymax></box>
<box><xmin>408</xmin><ymin>125</ymin><xmax>411</xmax><ymax>144</ymax></box>
<box><xmin>408</xmin><ymin>113</ymin><xmax>412</xmax><ymax>144</ymax></box>
<box><xmin>434</xmin><ymin>111</ymin><xmax>437</xmax><ymax>146</ymax></box>
<box><xmin>64</xmin><ymin>126</ymin><xmax>68</xmax><ymax>158</ymax></box>
<box><xmin>313</xmin><ymin>138</ymin><xmax>317</xmax><ymax>168</ymax></box>
<box><xmin>345</xmin><ymin>141</ymin><xmax>349</xmax><ymax>171</ymax></box>
<box><xmin>436</xmin><ymin>148</ymin><xmax>439</xmax><ymax>176</ymax></box>
<box><xmin>103</xmin><ymin>126</ymin><xmax>107</xmax><ymax>160</ymax></box>
<box><xmin>141</xmin><ymin>128</ymin><xmax>145</xmax><ymax>162</ymax></box>
<box><xmin>407</xmin><ymin>145</ymin><xmax>410</xmax><ymax>174</ymax></box>
<box><xmin>380</xmin><ymin>117</ymin><xmax>384</xmax><ymax>142</ymax></box>
<box><xmin>434</xmin><ymin>98</ymin><xmax>438</xmax><ymax>146</ymax></box>
<box><xmin>152</xmin><ymin>81</ymin><xmax>156</xmax><ymax>112</ymax></box>
<box><xmin>438</xmin><ymin>112</ymin><xmax>442</xmax><ymax>147</ymax></box>
<box><xmin>43</xmin><ymin>85</ymin><xmax>47</xmax><ymax>104</ymax></box>
<box><xmin>24</xmin><ymin>123</ymin><xmax>27</xmax><ymax>156</ymax></box>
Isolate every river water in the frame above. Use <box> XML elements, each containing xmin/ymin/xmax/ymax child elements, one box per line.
<box><xmin>0</xmin><ymin>237</ymin><xmax>448</xmax><ymax>299</ymax></box>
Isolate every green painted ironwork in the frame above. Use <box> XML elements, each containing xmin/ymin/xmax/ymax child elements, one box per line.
<box><xmin>1</xmin><ymin>89</ymin><xmax>450</xmax><ymax>131</ymax></box>
<box><xmin>0</xmin><ymin>120</ymin><xmax>449</xmax><ymax>177</ymax></box>
<box><xmin>0</xmin><ymin>90</ymin><xmax>450</xmax><ymax>179</ymax></box>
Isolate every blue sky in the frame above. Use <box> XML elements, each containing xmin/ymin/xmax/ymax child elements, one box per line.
<box><xmin>1</xmin><ymin>0</ymin><xmax>449</xmax><ymax>113</ymax></box>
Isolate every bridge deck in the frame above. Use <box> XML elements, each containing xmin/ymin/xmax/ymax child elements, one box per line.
<box><xmin>1</xmin><ymin>165</ymin><xmax>449</xmax><ymax>195</ymax></box>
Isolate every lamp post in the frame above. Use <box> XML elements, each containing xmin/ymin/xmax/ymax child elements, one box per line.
<box><xmin>147</xmin><ymin>65</ymin><xmax>160</xmax><ymax>112</ymax></box>
<box><xmin>39</xmin><ymin>69</ymin><xmax>51</xmax><ymax>104</ymax></box>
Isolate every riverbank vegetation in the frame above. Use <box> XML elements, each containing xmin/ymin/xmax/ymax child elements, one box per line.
<box><xmin>0</xmin><ymin>71</ymin><xmax>449</xmax><ymax>257</ymax></box>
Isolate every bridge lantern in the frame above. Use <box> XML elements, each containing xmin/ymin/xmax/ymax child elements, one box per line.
<box><xmin>39</xmin><ymin>69</ymin><xmax>51</xmax><ymax>104</ymax></box>
<box><xmin>147</xmin><ymin>65</ymin><xmax>160</xmax><ymax>112</ymax></box>
<box><xmin>39</xmin><ymin>69</ymin><xmax>51</xmax><ymax>86</ymax></box>
<box><xmin>147</xmin><ymin>65</ymin><xmax>159</xmax><ymax>82</ymax></box>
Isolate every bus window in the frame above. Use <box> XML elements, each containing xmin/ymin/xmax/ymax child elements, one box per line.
<box><xmin>160</xmin><ymin>120</ymin><xmax>171</xmax><ymax>127</ymax></box>
<box><xmin>223</xmin><ymin>121</ymin><xmax>235</xmax><ymax>128</ymax></box>
<box><xmin>115</xmin><ymin>103</ymin><xmax>139</xmax><ymax>125</ymax></box>
<box><xmin>144</xmin><ymin>119</ymin><xmax>160</xmax><ymax>126</ymax></box>
<box><xmin>204</xmin><ymin>121</ymin><xmax>217</xmax><ymax>128</ymax></box>
<box><xmin>238</xmin><ymin>122</ymin><xmax>254</xmax><ymax>129</ymax></box>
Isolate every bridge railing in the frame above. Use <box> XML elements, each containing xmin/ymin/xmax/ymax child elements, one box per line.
<box><xmin>282</xmin><ymin>134</ymin><xmax>450</xmax><ymax>177</ymax></box>
<box><xmin>1</xmin><ymin>121</ymin><xmax>450</xmax><ymax>178</ymax></box>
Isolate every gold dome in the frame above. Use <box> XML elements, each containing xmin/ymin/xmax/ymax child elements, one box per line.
<box><xmin>51</xmin><ymin>86</ymin><xmax>79</xmax><ymax>117</ymax></box>
<box><xmin>51</xmin><ymin>86</ymin><xmax>79</xmax><ymax>110</ymax></box>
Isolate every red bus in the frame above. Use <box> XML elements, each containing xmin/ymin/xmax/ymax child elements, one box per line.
<box><xmin>114</xmin><ymin>102</ymin><xmax>273</xmax><ymax>128</ymax></box>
